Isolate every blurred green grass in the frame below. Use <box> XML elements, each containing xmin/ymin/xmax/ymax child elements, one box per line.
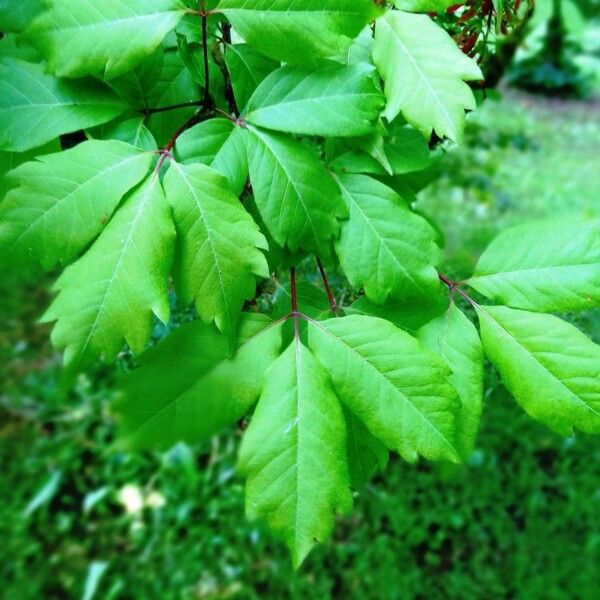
<box><xmin>1</xmin><ymin>91</ymin><xmax>599</xmax><ymax>599</ymax></box>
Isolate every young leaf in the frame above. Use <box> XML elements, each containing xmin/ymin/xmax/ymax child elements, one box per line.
<box><xmin>238</xmin><ymin>339</ymin><xmax>352</xmax><ymax>568</ymax></box>
<box><xmin>246</xmin><ymin>126</ymin><xmax>347</xmax><ymax>254</ymax></box>
<box><xmin>334</xmin><ymin>173</ymin><xmax>441</xmax><ymax>303</ymax></box>
<box><xmin>307</xmin><ymin>315</ymin><xmax>461</xmax><ymax>463</ymax></box>
<box><xmin>224</xmin><ymin>43</ymin><xmax>280</xmax><ymax>111</ymax></box>
<box><xmin>42</xmin><ymin>176</ymin><xmax>175</xmax><ymax>366</ymax></box>
<box><xmin>469</xmin><ymin>220</ymin><xmax>600</xmax><ymax>313</ymax></box>
<box><xmin>0</xmin><ymin>141</ymin><xmax>153</xmax><ymax>270</ymax></box>
<box><xmin>0</xmin><ymin>58</ymin><xmax>125</xmax><ymax>152</ymax></box>
<box><xmin>372</xmin><ymin>11</ymin><xmax>482</xmax><ymax>142</ymax></box>
<box><xmin>214</xmin><ymin>0</ymin><xmax>381</xmax><ymax>65</ymax></box>
<box><xmin>114</xmin><ymin>314</ymin><xmax>283</xmax><ymax>450</ymax></box>
<box><xmin>344</xmin><ymin>407</ymin><xmax>389</xmax><ymax>489</ymax></box>
<box><xmin>477</xmin><ymin>305</ymin><xmax>600</xmax><ymax>436</ymax></box>
<box><xmin>419</xmin><ymin>304</ymin><xmax>484</xmax><ymax>459</ymax></box>
<box><xmin>163</xmin><ymin>162</ymin><xmax>268</xmax><ymax>342</ymax></box>
<box><xmin>244</xmin><ymin>63</ymin><xmax>384</xmax><ymax>137</ymax></box>
<box><xmin>27</xmin><ymin>0</ymin><xmax>186</xmax><ymax>79</ymax></box>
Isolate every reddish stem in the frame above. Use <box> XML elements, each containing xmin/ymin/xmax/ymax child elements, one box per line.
<box><xmin>316</xmin><ymin>257</ymin><xmax>338</xmax><ymax>316</ymax></box>
<box><xmin>290</xmin><ymin>267</ymin><xmax>299</xmax><ymax>338</ymax></box>
<box><xmin>438</xmin><ymin>272</ymin><xmax>479</xmax><ymax>307</ymax></box>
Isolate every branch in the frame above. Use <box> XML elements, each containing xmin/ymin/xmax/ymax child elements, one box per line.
<box><xmin>438</xmin><ymin>272</ymin><xmax>479</xmax><ymax>308</ymax></box>
<box><xmin>291</xmin><ymin>267</ymin><xmax>299</xmax><ymax>338</ymax></box>
<box><xmin>141</xmin><ymin>100</ymin><xmax>204</xmax><ymax>116</ymax></box>
<box><xmin>200</xmin><ymin>0</ymin><xmax>212</xmax><ymax>109</ymax></box>
<box><xmin>316</xmin><ymin>257</ymin><xmax>339</xmax><ymax>316</ymax></box>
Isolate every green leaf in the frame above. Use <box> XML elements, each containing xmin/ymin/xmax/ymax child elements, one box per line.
<box><xmin>346</xmin><ymin>289</ymin><xmax>447</xmax><ymax>335</ymax></box>
<box><xmin>0</xmin><ymin>0</ymin><xmax>44</xmax><ymax>32</ymax></box>
<box><xmin>271</xmin><ymin>282</ymin><xmax>331</xmax><ymax>322</ymax></box>
<box><xmin>225</xmin><ymin>43</ymin><xmax>280</xmax><ymax>111</ymax></box>
<box><xmin>372</xmin><ymin>11</ymin><xmax>482</xmax><ymax>142</ymax></box>
<box><xmin>114</xmin><ymin>314</ymin><xmax>283</xmax><ymax>450</ymax></box>
<box><xmin>43</xmin><ymin>175</ymin><xmax>175</xmax><ymax>366</ymax></box>
<box><xmin>244</xmin><ymin>62</ymin><xmax>384</xmax><ymax>137</ymax></box>
<box><xmin>215</xmin><ymin>0</ymin><xmax>381</xmax><ymax>65</ymax></box>
<box><xmin>238</xmin><ymin>339</ymin><xmax>352</xmax><ymax>568</ymax></box>
<box><xmin>108</xmin><ymin>49</ymin><xmax>165</xmax><ymax>106</ymax></box>
<box><xmin>392</xmin><ymin>0</ymin><xmax>457</xmax><ymax>12</ymax></box>
<box><xmin>307</xmin><ymin>315</ymin><xmax>460</xmax><ymax>463</ymax></box>
<box><xmin>0</xmin><ymin>59</ymin><xmax>125</xmax><ymax>152</ymax></box>
<box><xmin>27</xmin><ymin>0</ymin><xmax>186</xmax><ymax>79</ymax></box>
<box><xmin>174</xmin><ymin>119</ymin><xmax>249</xmax><ymax>196</ymax></box>
<box><xmin>419</xmin><ymin>304</ymin><xmax>484</xmax><ymax>459</ymax></box>
<box><xmin>246</xmin><ymin>126</ymin><xmax>347</xmax><ymax>254</ymax></box>
<box><xmin>344</xmin><ymin>406</ymin><xmax>389</xmax><ymax>489</ymax></box>
<box><xmin>477</xmin><ymin>305</ymin><xmax>600</xmax><ymax>436</ymax></box>
<box><xmin>469</xmin><ymin>220</ymin><xmax>600</xmax><ymax>313</ymax></box>
<box><xmin>87</xmin><ymin>117</ymin><xmax>157</xmax><ymax>151</ymax></box>
<box><xmin>0</xmin><ymin>140</ymin><xmax>153</xmax><ymax>270</ymax></box>
<box><xmin>334</xmin><ymin>173</ymin><xmax>441</xmax><ymax>303</ymax></box>
<box><xmin>163</xmin><ymin>162</ymin><xmax>268</xmax><ymax>342</ymax></box>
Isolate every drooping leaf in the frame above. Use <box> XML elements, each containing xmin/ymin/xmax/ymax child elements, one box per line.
<box><xmin>0</xmin><ymin>140</ymin><xmax>153</xmax><ymax>270</ymax></box>
<box><xmin>214</xmin><ymin>0</ymin><xmax>381</xmax><ymax>65</ymax></box>
<box><xmin>246</xmin><ymin>125</ymin><xmax>347</xmax><ymax>254</ymax></box>
<box><xmin>307</xmin><ymin>315</ymin><xmax>460</xmax><ymax>463</ymax></box>
<box><xmin>344</xmin><ymin>406</ymin><xmax>389</xmax><ymax>489</ymax></box>
<box><xmin>42</xmin><ymin>175</ymin><xmax>175</xmax><ymax>366</ymax></box>
<box><xmin>419</xmin><ymin>304</ymin><xmax>484</xmax><ymax>459</ymax></box>
<box><xmin>163</xmin><ymin>162</ymin><xmax>268</xmax><ymax>342</ymax></box>
<box><xmin>244</xmin><ymin>62</ymin><xmax>384</xmax><ymax>137</ymax></box>
<box><xmin>372</xmin><ymin>11</ymin><xmax>482</xmax><ymax>141</ymax></box>
<box><xmin>469</xmin><ymin>220</ymin><xmax>600</xmax><ymax>313</ymax></box>
<box><xmin>477</xmin><ymin>305</ymin><xmax>600</xmax><ymax>436</ymax></box>
<box><xmin>225</xmin><ymin>43</ymin><xmax>280</xmax><ymax>111</ymax></box>
<box><xmin>114</xmin><ymin>314</ymin><xmax>283</xmax><ymax>450</ymax></box>
<box><xmin>333</xmin><ymin>173</ymin><xmax>441</xmax><ymax>303</ymax></box>
<box><xmin>238</xmin><ymin>339</ymin><xmax>352</xmax><ymax>568</ymax></box>
<box><xmin>27</xmin><ymin>0</ymin><xmax>186</xmax><ymax>79</ymax></box>
<box><xmin>0</xmin><ymin>59</ymin><xmax>125</xmax><ymax>152</ymax></box>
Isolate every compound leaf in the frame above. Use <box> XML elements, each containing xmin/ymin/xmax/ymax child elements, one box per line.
<box><xmin>27</xmin><ymin>0</ymin><xmax>186</xmax><ymax>80</ymax></box>
<box><xmin>0</xmin><ymin>140</ymin><xmax>153</xmax><ymax>270</ymax></box>
<box><xmin>214</xmin><ymin>0</ymin><xmax>381</xmax><ymax>65</ymax></box>
<box><xmin>115</xmin><ymin>314</ymin><xmax>283</xmax><ymax>450</ymax></box>
<box><xmin>334</xmin><ymin>173</ymin><xmax>441</xmax><ymax>303</ymax></box>
<box><xmin>239</xmin><ymin>339</ymin><xmax>352</xmax><ymax>568</ymax></box>
<box><xmin>246</xmin><ymin>126</ymin><xmax>347</xmax><ymax>254</ymax></box>
<box><xmin>469</xmin><ymin>220</ymin><xmax>600</xmax><ymax>313</ymax></box>
<box><xmin>244</xmin><ymin>62</ymin><xmax>384</xmax><ymax>137</ymax></box>
<box><xmin>163</xmin><ymin>162</ymin><xmax>268</xmax><ymax>342</ymax></box>
<box><xmin>43</xmin><ymin>175</ymin><xmax>175</xmax><ymax>366</ymax></box>
<box><xmin>419</xmin><ymin>304</ymin><xmax>484</xmax><ymax>459</ymax></box>
<box><xmin>307</xmin><ymin>315</ymin><xmax>460</xmax><ymax>463</ymax></box>
<box><xmin>0</xmin><ymin>58</ymin><xmax>125</xmax><ymax>152</ymax></box>
<box><xmin>372</xmin><ymin>11</ymin><xmax>482</xmax><ymax>142</ymax></box>
<box><xmin>477</xmin><ymin>305</ymin><xmax>600</xmax><ymax>436</ymax></box>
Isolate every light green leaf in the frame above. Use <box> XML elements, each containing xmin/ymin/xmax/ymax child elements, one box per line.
<box><xmin>419</xmin><ymin>304</ymin><xmax>484</xmax><ymax>459</ymax></box>
<box><xmin>477</xmin><ymin>305</ymin><xmax>600</xmax><ymax>436</ymax></box>
<box><xmin>0</xmin><ymin>59</ymin><xmax>125</xmax><ymax>152</ymax></box>
<box><xmin>211</xmin><ymin>125</ymin><xmax>249</xmax><ymax>197</ymax></box>
<box><xmin>392</xmin><ymin>0</ymin><xmax>457</xmax><ymax>13</ymax></box>
<box><xmin>0</xmin><ymin>0</ymin><xmax>44</xmax><ymax>32</ymax></box>
<box><xmin>372</xmin><ymin>11</ymin><xmax>482</xmax><ymax>142</ymax></box>
<box><xmin>108</xmin><ymin>48</ymin><xmax>165</xmax><ymax>106</ymax></box>
<box><xmin>244</xmin><ymin>63</ymin><xmax>384</xmax><ymax>137</ymax></box>
<box><xmin>307</xmin><ymin>315</ymin><xmax>460</xmax><ymax>463</ymax></box>
<box><xmin>87</xmin><ymin>117</ymin><xmax>157</xmax><ymax>151</ymax></box>
<box><xmin>27</xmin><ymin>0</ymin><xmax>186</xmax><ymax>79</ymax></box>
<box><xmin>469</xmin><ymin>220</ymin><xmax>600</xmax><ymax>313</ymax></box>
<box><xmin>0</xmin><ymin>140</ymin><xmax>153</xmax><ymax>270</ymax></box>
<box><xmin>239</xmin><ymin>339</ymin><xmax>352</xmax><ymax>568</ymax></box>
<box><xmin>225</xmin><ymin>43</ymin><xmax>280</xmax><ymax>111</ymax></box>
<box><xmin>334</xmin><ymin>173</ymin><xmax>441</xmax><ymax>303</ymax></box>
<box><xmin>215</xmin><ymin>0</ymin><xmax>381</xmax><ymax>65</ymax></box>
<box><xmin>344</xmin><ymin>407</ymin><xmax>389</xmax><ymax>489</ymax></box>
<box><xmin>114</xmin><ymin>314</ymin><xmax>283</xmax><ymax>450</ymax></box>
<box><xmin>163</xmin><ymin>162</ymin><xmax>268</xmax><ymax>342</ymax></box>
<box><xmin>246</xmin><ymin>126</ymin><xmax>347</xmax><ymax>254</ymax></box>
<box><xmin>43</xmin><ymin>175</ymin><xmax>175</xmax><ymax>366</ymax></box>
